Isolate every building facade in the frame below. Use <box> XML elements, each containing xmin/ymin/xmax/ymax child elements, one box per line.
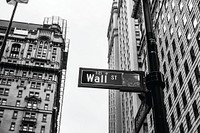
<box><xmin>107</xmin><ymin>0</ymin><xmax>147</xmax><ymax>133</ymax></box>
<box><xmin>0</xmin><ymin>16</ymin><xmax>68</xmax><ymax>133</ymax></box>
<box><xmin>136</xmin><ymin>0</ymin><xmax>200</xmax><ymax>133</ymax></box>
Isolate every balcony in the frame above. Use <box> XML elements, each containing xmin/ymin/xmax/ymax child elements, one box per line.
<box><xmin>22</xmin><ymin>117</ymin><xmax>37</xmax><ymax>124</ymax></box>
<box><xmin>19</xmin><ymin>130</ymin><xmax>35</xmax><ymax>133</ymax></box>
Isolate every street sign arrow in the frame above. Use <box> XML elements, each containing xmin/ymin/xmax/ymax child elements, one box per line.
<box><xmin>78</xmin><ymin>67</ymin><xmax>147</xmax><ymax>92</ymax></box>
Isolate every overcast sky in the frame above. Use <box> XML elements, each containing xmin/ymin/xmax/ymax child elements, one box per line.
<box><xmin>0</xmin><ymin>0</ymin><xmax>112</xmax><ymax>132</ymax></box>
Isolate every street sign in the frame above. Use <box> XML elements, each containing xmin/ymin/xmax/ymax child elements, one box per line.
<box><xmin>78</xmin><ymin>67</ymin><xmax>147</xmax><ymax>92</ymax></box>
<box><xmin>135</xmin><ymin>93</ymin><xmax>152</xmax><ymax>133</ymax></box>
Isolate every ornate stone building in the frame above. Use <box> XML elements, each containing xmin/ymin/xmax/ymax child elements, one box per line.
<box><xmin>0</xmin><ymin>16</ymin><xmax>69</xmax><ymax>133</ymax></box>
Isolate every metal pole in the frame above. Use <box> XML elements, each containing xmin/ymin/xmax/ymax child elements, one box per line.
<box><xmin>0</xmin><ymin>2</ymin><xmax>18</xmax><ymax>61</ymax></box>
<box><xmin>142</xmin><ymin>0</ymin><xmax>169</xmax><ymax>133</ymax></box>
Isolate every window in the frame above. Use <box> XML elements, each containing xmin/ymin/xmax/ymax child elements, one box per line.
<box><xmin>28</xmin><ymin>45</ymin><xmax>33</xmax><ymax>51</ymax></box>
<box><xmin>31</xmin><ymin>82</ymin><xmax>36</xmax><ymax>88</ymax></box>
<box><xmin>29</xmin><ymin>91</ymin><xmax>39</xmax><ymax>97</ymax></box>
<box><xmin>45</xmin><ymin>94</ymin><xmax>50</xmax><ymax>101</ymax></box>
<box><xmin>192</xmin><ymin>15</ymin><xmax>198</xmax><ymax>30</ymax></box>
<box><xmin>10</xmin><ymin>122</ymin><xmax>15</xmax><ymax>131</ymax></box>
<box><xmin>27</xmin><ymin>53</ymin><xmax>31</xmax><ymax>58</ymax></box>
<box><xmin>52</xmin><ymin>48</ymin><xmax>57</xmax><ymax>54</ymax></box>
<box><xmin>17</xmin><ymin>90</ymin><xmax>23</xmax><ymax>98</ymax></box>
<box><xmin>35</xmin><ymin>92</ymin><xmax>39</xmax><ymax>97</ymax></box>
<box><xmin>173</xmin><ymin>85</ymin><xmax>177</xmax><ymax>99</ymax></box>
<box><xmin>192</xmin><ymin>100</ymin><xmax>199</xmax><ymax>120</ymax></box>
<box><xmin>22</xmin><ymin>71</ymin><xmax>27</xmax><ymax>77</ymax></box>
<box><xmin>29</xmin><ymin>91</ymin><xmax>34</xmax><ymax>96</ymax></box>
<box><xmin>171</xmin><ymin>113</ymin><xmax>175</xmax><ymax>129</ymax></box>
<box><xmin>161</xmin><ymin>48</ymin><xmax>164</xmax><ymax>60</ymax></box>
<box><xmin>196</xmin><ymin>32</ymin><xmax>200</xmax><ymax>50</ymax></box>
<box><xmin>0</xmin><ymin>98</ymin><xmax>7</xmax><ymax>105</ymax></box>
<box><xmin>190</xmin><ymin>47</ymin><xmax>196</xmax><ymax>63</ymax></box>
<box><xmin>167</xmin><ymin>52</ymin><xmax>171</xmax><ymax>64</ymax></box>
<box><xmin>166</xmin><ymin>78</ymin><xmax>169</xmax><ymax>91</ymax></box>
<box><xmin>27</xmin><ymin>101</ymin><xmax>37</xmax><ymax>109</ymax></box>
<box><xmin>171</xmin><ymin>0</ymin><xmax>175</xmax><ymax>10</ymax></box>
<box><xmin>47</xmin><ymin>84</ymin><xmax>51</xmax><ymax>90</ymax></box>
<box><xmin>170</xmin><ymin>68</ymin><xmax>174</xmax><ymax>81</ymax></box>
<box><xmin>168</xmin><ymin>95</ymin><xmax>172</xmax><ymax>109</ymax></box>
<box><xmin>4</xmin><ymin>69</ymin><xmax>14</xmax><ymax>75</ymax></box>
<box><xmin>198</xmin><ymin>124</ymin><xmax>200</xmax><ymax>133</ymax></box>
<box><xmin>20</xmin><ymin>80</ymin><xmax>25</xmax><ymax>86</ymax></box>
<box><xmin>1</xmin><ymin>79</ymin><xmax>6</xmax><ymax>84</ymax></box>
<box><xmin>44</xmin><ymin>104</ymin><xmax>48</xmax><ymax>110</ymax></box>
<box><xmin>179</xmin><ymin>123</ymin><xmax>184</xmax><ymax>133</ymax></box>
<box><xmin>42</xmin><ymin>114</ymin><xmax>47</xmax><ymax>122</ymax></box>
<box><xmin>188</xmin><ymin>0</ymin><xmax>193</xmax><ymax>12</ymax></box>
<box><xmin>7</xmin><ymin>79</ymin><xmax>11</xmax><ymax>85</ymax></box>
<box><xmin>49</xmin><ymin>75</ymin><xmax>53</xmax><ymax>80</ymax></box>
<box><xmin>167</xmin><ymin>13</ymin><xmax>171</xmax><ymax>22</ymax></box>
<box><xmin>183</xmin><ymin>14</ymin><xmax>187</xmax><ymax>26</ymax></box>
<box><xmin>195</xmin><ymin>66</ymin><xmax>200</xmax><ymax>84</ymax></box>
<box><xmin>186</xmin><ymin>112</ymin><xmax>192</xmax><ymax>130</ymax></box>
<box><xmin>24</xmin><ymin>112</ymin><xmax>36</xmax><ymax>119</ymax></box>
<box><xmin>188</xmin><ymin>79</ymin><xmax>194</xmax><ymax>97</ymax></box>
<box><xmin>184</xmin><ymin>61</ymin><xmax>189</xmax><ymax>76</ymax></box>
<box><xmin>0</xmin><ymin>88</ymin><xmax>9</xmax><ymax>96</ymax></box>
<box><xmin>186</xmin><ymin>29</ymin><xmax>191</xmax><ymax>44</ymax></box>
<box><xmin>170</xmin><ymin>26</ymin><xmax>173</xmax><ymax>36</ymax></box>
<box><xmin>16</xmin><ymin>100</ymin><xmax>20</xmax><ymax>107</ymax></box>
<box><xmin>175</xmin><ymin>56</ymin><xmax>179</xmax><ymax>70</ymax></box>
<box><xmin>22</xmin><ymin>124</ymin><xmax>34</xmax><ymax>131</ymax></box>
<box><xmin>10</xmin><ymin>44</ymin><xmax>21</xmax><ymax>58</ymax></box>
<box><xmin>182</xmin><ymin>91</ymin><xmax>187</xmax><ymax>108</ymax></box>
<box><xmin>178</xmin><ymin>27</ymin><xmax>182</xmax><ymax>39</ymax></box>
<box><xmin>165</xmin><ymin>38</ymin><xmax>168</xmax><ymax>49</ymax></box>
<box><xmin>179</xmin><ymin>1</ymin><xmax>183</xmax><ymax>12</ymax></box>
<box><xmin>163</xmin><ymin>62</ymin><xmax>167</xmax><ymax>74</ymax></box>
<box><xmin>36</xmin><ymin>82</ymin><xmax>41</xmax><ymax>89</ymax></box>
<box><xmin>12</xmin><ymin>111</ymin><xmax>18</xmax><ymax>119</ymax></box>
<box><xmin>40</xmin><ymin>126</ymin><xmax>45</xmax><ymax>133</ymax></box>
<box><xmin>38</xmin><ymin>74</ymin><xmax>42</xmax><ymax>79</ymax></box>
<box><xmin>179</xmin><ymin>73</ymin><xmax>183</xmax><ymax>88</ymax></box>
<box><xmin>172</xmin><ymin>40</ymin><xmax>176</xmax><ymax>53</ymax></box>
<box><xmin>0</xmin><ymin>109</ymin><xmax>4</xmax><ymax>117</ymax></box>
<box><xmin>33</xmin><ymin>73</ymin><xmax>37</xmax><ymax>78</ymax></box>
<box><xmin>174</xmin><ymin>14</ymin><xmax>178</xmax><ymax>25</ymax></box>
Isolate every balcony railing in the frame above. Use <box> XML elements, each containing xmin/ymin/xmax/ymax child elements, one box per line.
<box><xmin>19</xmin><ymin>130</ymin><xmax>35</xmax><ymax>133</ymax></box>
<box><xmin>22</xmin><ymin>117</ymin><xmax>37</xmax><ymax>124</ymax></box>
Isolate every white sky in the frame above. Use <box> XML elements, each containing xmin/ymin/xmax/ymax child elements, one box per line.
<box><xmin>0</xmin><ymin>0</ymin><xmax>112</xmax><ymax>133</ymax></box>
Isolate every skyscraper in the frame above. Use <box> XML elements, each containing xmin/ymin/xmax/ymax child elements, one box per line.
<box><xmin>0</xmin><ymin>16</ymin><xmax>69</xmax><ymax>133</ymax></box>
<box><xmin>107</xmin><ymin>0</ymin><xmax>147</xmax><ymax>133</ymax></box>
<box><xmin>136</xmin><ymin>0</ymin><xmax>200</xmax><ymax>133</ymax></box>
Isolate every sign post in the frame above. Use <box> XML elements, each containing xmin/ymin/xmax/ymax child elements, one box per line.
<box><xmin>78</xmin><ymin>67</ymin><xmax>147</xmax><ymax>92</ymax></box>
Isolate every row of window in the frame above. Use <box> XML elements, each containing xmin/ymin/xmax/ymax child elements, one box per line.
<box><xmin>0</xmin><ymin>78</ymin><xmax>54</xmax><ymax>91</ymax></box>
<box><xmin>170</xmin><ymin>100</ymin><xmax>199</xmax><ymax>131</ymax></box>
<box><xmin>0</xmin><ymin>98</ymin><xmax>49</xmax><ymax>110</ymax></box>
<box><xmin>3</xmin><ymin>69</ymin><xmax>55</xmax><ymax>81</ymax></box>
<box><xmin>8</xmin><ymin>122</ymin><xmax>46</xmax><ymax>133</ymax></box>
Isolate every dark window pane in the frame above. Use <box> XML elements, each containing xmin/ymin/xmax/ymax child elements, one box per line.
<box><xmin>186</xmin><ymin>112</ymin><xmax>192</xmax><ymax>130</ymax></box>
<box><xmin>192</xmin><ymin>100</ymin><xmax>199</xmax><ymax>120</ymax></box>
<box><xmin>195</xmin><ymin>66</ymin><xmax>200</xmax><ymax>84</ymax></box>
<box><xmin>182</xmin><ymin>91</ymin><xmax>187</xmax><ymax>108</ymax></box>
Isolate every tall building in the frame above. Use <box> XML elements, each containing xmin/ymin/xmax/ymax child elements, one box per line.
<box><xmin>136</xmin><ymin>0</ymin><xmax>200</xmax><ymax>133</ymax></box>
<box><xmin>0</xmin><ymin>16</ymin><xmax>69</xmax><ymax>133</ymax></box>
<box><xmin>107</xmin><ymin>0</ymin><xmax>147</xmax><ymax>133</ymax></box>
